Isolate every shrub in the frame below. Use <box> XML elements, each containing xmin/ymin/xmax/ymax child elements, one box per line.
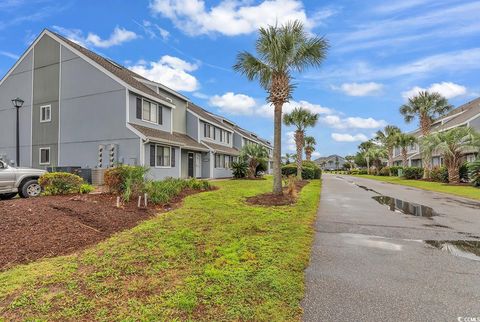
<box><xmin>403</xmin><ymin>167</ymin><xmax>424</xmax><ymax>180</ymax></box>
<box><xmin>256</xmin><ymin>159</ymin><xmax>268</xmax><ymax>176</ymax></box>
<box><xmin>104</xmin><ymin>165</ymin><xmax>148</xmax><ymax>201</ymax></box>
<box><xmin>145</xmin><ymin>177</ymin><xmax>211</xmax><ymax>205</ymax></box>
<box><xmin>39</xmin><ymin>172</ymin><xmax>84</xmax><ymax>195</ymax></box>
<box><xmin>79</xmin><ymin>183</ymin><xmax>95</xmax><ymax>194</ymax></box>
<box><xmin>378</xmin><ymin>167</ymin><xmax>390</xmax><ymax>176</ymax></box>
<box><xmin>467</xmin><ymin>160</ymin><xmax>480</xmax><ymax>187</ymax></box>
<box><xmin>460</xmin><ymin>163</ymin><xmax>469</xmax><ymax>182</ymax></box>
<box><xmin>232</xmin><ymin>161</ymin><xmax>248</xmax><ymax>178</ymax></box>
<box><xmin>430</xmin><ymin>166</ymin><xmax>448</xmax><ymax>183</ymax></box>
<box><xmin>281</xmin><ymin>161</ymin><xmax>321</xmax><ymax>179</ymax></box>
<box><xmin>389</xmin><ymin>166</ymin><xmax>403</xmax><ymax>176</ymax></box>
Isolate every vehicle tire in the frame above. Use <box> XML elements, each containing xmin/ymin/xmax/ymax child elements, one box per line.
<box><xmin>0</xmin><ymin>193</ymin><xmax>17</xmax><ymax>200</ymax></box>
<box><xmin>19</xmin><ymin>180</ymin><xmax>42</xmax><ymax>198</ymax></box>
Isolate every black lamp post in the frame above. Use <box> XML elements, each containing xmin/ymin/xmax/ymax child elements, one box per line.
<box><xmin>11</xmin><ymin>97</ymin><xmax>24</xmax><ymax>167</ymax></box>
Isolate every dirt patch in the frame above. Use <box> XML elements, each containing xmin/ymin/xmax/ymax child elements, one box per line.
<box><xmin>0</xmin><ymin>190</ymin><xmax>208</xmax><ymax>271</ymax></box>
<box><xmin>245</xmin><ymin>180</ymin><xmax>309</xmax><ymax>206</ymax></box>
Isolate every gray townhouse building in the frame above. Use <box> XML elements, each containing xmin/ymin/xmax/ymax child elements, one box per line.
<box><xmin>314</xmin><ymin>155</ymin><xmax>346</xmax><ymax>170</ymax></box>
<box><xmin>0</xmin><ymin>29</ymin><xmax>272</xmax><ymax>180</ymax></box>
<box><xmin>392</xmin><ymin>97</ymin><xmax>480</xmax><ymax>167</ymax></box>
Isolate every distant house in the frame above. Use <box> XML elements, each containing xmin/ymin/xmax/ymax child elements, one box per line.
<box><xmin>392</xmin><ymin>97</ymin><xmax>480</xmax><ymax>167</ymax></box>
<box><xmin>0</xmin><ymin>29</ymin><xmax>273</xmax><ymax>179</ymax></box>
<box><xmin>314</xmin><ymin>155</ymin><xmax>346</xmax><ymax>170</ymax></box>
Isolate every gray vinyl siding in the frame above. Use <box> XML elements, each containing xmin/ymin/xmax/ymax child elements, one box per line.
<box><xmin>32</xmin><ymin>35</ymin><xmax>59</xmax><ymax>168</ymax></box>
<box><xmin>0</xmin><ymin>51</ymin><xmax>33</xmax><ymax>166</ymax></box>
<box><xmin>157</xmin><ymin>87</ymin><xmax>187</xmax><ymax>134</ymax></box>
<box><xmin>212</xmin><ymin>159</ymin><xmax>233</xmax><ymax>178</ymax></box>
<box><xmin>233</xmin><ymin>132</ymin><xmax>243</xmax><ymax>150</ymax></box>
<box><xmin>469</xmin><ymin>115</ymin><xmax>480</xmax><ymax>131</ymax></box>
<box><xmin>186</xmin><ymin>110</ymin><xmax>199</xmax><ymax>141</ymax></box>
<box><xmin>58</xmin><ymin>45</ymin><xmax>139</xmax><ymax>168</ymax></box>
<box><xmin>128</xmin><ymin>92</ymin><xmax>172</xmax><ymax>133</ymax></box>
<box><xmin>199</xmin><ymin>120</ymin><xmax>233</xmax><ymax>147</ymax></box>
<box><xmin>144</xmin><ymin>143</ymin><xmax>180</xmax><ymax>180</ymax></box>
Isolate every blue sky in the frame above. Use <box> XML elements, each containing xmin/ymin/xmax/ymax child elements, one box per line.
<box><xmin>1</xmin><ymin>0</ymin><xmax>479</xmax><ymax>158</ymax></box>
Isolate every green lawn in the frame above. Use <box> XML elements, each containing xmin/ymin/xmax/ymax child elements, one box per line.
<box><xmin>0</xmin><ymin>178</ymin><xmax>321</xmax><ymax>321</ymax></box>
<box><xmin>351</xmin><ymin>175</ymin><xmax>480</xmax><ymax>201</ymax></box>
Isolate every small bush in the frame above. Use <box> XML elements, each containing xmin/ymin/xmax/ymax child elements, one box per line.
<box><xmin>378</xmin><ymin>167</ymin><xmax>390</xmax><ymax>176</ymax></box>
<box><xmin>389</xmin><ymin>166</ymin><xmax>403</xmax><ymax>176</ymax></box>
<box><xmin>403</xmin><ymin>167</ymin><xmax>424</xmax><ymax>180</ymax></box>
<box><xmin>256</xmin><ymin>159</ymin><xmax>268</xmax><ymax>176</ymax></box>
<box><xmin>104</xmin><ymin>165</ymin><xmax>148</xmax><ymax>201</ymax></box>
<box><xmin>467</xmin><ymin>160</ymin><xmax>480</xmax><ymax>187</ymax></box>
<box><xmin>430</xmin><ymin>166</ymin><xmax>448</xmax><ymax>183</ymax></box>
<box><xmin>460</xmin><ymin>163</ymin><xmax>469</xmax><ymax>182</ymax></box>
<box><xmin>79</xmin><ymin>183</ymin><xmax>95</xmax><ymax>194</ymax></box>
<box><xmin>232</xmin><ymin>161</ymin><xmax>248</xmax><ymax>178</ymax></box>
<box><xmin>281</xmin><ymin>161</ymin><xmax>321</xmax><ymax>179</ymax></box>
<box><xmin>39</xmin><ymin>172</ymin><xmax>84</xmax><ymax>195</ymax></box>
<box><xmin>145</xmin><ymin>177</ymin><xmax>211</xmax><ymax>205</ymax></box>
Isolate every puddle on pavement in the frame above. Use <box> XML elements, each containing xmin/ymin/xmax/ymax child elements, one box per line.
<box><xmin>342</xmin><ymin>233</ymin><xmax>404</xmax><ymax>251</ymax></box>
<box><xmin>423</xmin><ymin>223</ymin><xmax>451</xmax><ymax>229</ymax></box>
<box><xmin>372</xmin><ymin>195</ymin><xmax>440</xmax><ymax>218</ymax></box>
<box><xmin>425</xmin><ymin>240</ymin><xmax>480</xmax><ymax>261</ymax></box>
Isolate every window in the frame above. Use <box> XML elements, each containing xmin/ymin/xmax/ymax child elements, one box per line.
<box><xmin>156</xmin><ymin>145</ymin><xmax>171</xmax><ymax>167</ymax></box>
<box><xmin>204</xmin><ymin>123</ymin><xmax>212</xmax><ymax>138</ymax></box>
<box><xmin>142</xmin><ymin>100</ymin><xmax>158</xmax><ymax>123</ymax></box>
<box><xmin>40</xmin><ymin>105</ymin><xmax>51</xmax><ymax>122</ymax></box>
<box><xmin>39</xmin><ymin>147</ymin><xmax>50</xmax><ymax>165</ymax></box>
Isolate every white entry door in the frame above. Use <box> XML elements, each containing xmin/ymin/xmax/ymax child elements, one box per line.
<box><xmin>195</xmin><ymin>153</ymin><xmax>201</xmax><ymax>178</ymax></box>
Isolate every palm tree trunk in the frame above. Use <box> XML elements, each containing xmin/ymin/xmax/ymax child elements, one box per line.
<box><xmin>402</xmin><ymin>148</ymin><xmax>408</xmax><ymax>168</ymax></box>
<box><xmin>446</xmin><ymin>157</ymin><xmax>460</xmax><ymax>184</ymax></box>
<box><xmin>388</xmin><ymin>148</ymin><xmax>393</xmax><ymax>167</ymax></box>
<box><xmin>305</xmin><ymin>148</ymin><xmax>312</xmax><ymax>161</ymax></box>
<box><xmin>272</xmin><ymin>103</ymin><xmax>283</xmax><ymax>194</ymax></box>
<box><xmin>366</xmin><ymin>157</ymin><xmax>370</xmax><ymax>175</ymax></box>
<box><xmin>420</xmin><ymin>115</ymin><xmax>432</xmax><ymax>179</ymax></box>
<box><xmin>295</xmin><ymin>130</ymin><xmax>304</xmax><ymax>180</ymax></box>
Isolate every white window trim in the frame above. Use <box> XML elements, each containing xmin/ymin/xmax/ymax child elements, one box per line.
<box><xmin>39</xmin><ymin>147</ymin><xmax>51</xmax><ymax>165</ymax></box>
<box><xmin>141</xmin><ymin>98</ymin><xmax>161</xmax><ymax>125</ymax></box>
<box><xmin>40</xmin><ymin>104</ymin><xmax>51</xmax><ymax>123</ymax></box>
<box><xmin>154</xmin><ymin>144</ymin><xmax>172</xmax><ymax>168</ymax></box>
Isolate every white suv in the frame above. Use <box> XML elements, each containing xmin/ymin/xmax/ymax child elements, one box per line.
<box><xmin>0</xmin><ymin>160</ymin><xmax>46</xmax><ymax>199</ymax></box>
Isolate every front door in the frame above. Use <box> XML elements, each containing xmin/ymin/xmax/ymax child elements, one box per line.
<box><xmin>195</xmin><ymin>153</ymin><xmax>201</xmax><ymax>178</ymax></box>
<box><xmin>188</xmin><ymin>153</ymin><xmax>194</xmax><ymax>177</ymax></box>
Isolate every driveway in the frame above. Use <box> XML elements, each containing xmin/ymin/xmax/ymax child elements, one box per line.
<box><xmin>302</xmin><ymin>174</ymin><xmax>480</xmax><ymax>321</ymax></box>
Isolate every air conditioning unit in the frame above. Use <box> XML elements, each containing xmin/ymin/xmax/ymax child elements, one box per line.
<box><xmin>97</xmin><ymin>144</ymin><xmax>105</xmax><ymax>168</ymax></box>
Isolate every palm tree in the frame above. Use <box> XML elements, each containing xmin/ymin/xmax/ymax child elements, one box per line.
<box><xmin>420</xmin><ymin>127</ymin><xmax>480</xmax><ymax>184</ymax></box>
<box><xmin>375</xmin><ymin>125</ymin><xmax>401</xmax><ymax>167</ymax></box>
<box><xmin>283</xmin><ymin>153</ymin><xmax>293</xmax><ymax>164</ymax></box>
<box><xmin>394</xmin><ymin>133</ymin><xmax>417</xmax><ymax>167</ymax></box>
<box><xmin>304</xmin><ymin>136</ymin><xmax>316</xmax><ymax>161</ymax></box>
<box><xmin>399</xmin><ymin>91</ymin><xmax>453</xmax><ymax>178</ymax></box>
<box><xmin>283</xmin><ymin>107</ymin><xmax>319</xmax><ymax>179</ymax></box>
<box><xmin>358</xmin><ymin>141</ymin><xmax>375</xmax><ymax>174</ymax></box>
<box><xmin>365</xmin><ymin>146</ymin><xmax>387</xmax><ymax>175</ymax></box>
<box><xmin>240</xmin><ymin>144</ymin><xmax>269</xmax><ymax>179</ymax></box>
<box><xmin>335</xmin><ymin>156</ymin><xmax>339</xmax><ymax>170</ymax></box>
<box><xmin>234</xmin><ymin>20</ymin><xmax>328</xmax><ymax>194</ymax></box>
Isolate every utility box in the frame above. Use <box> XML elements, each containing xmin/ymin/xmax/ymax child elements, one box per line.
<box><xmin>92</xmin><ymin>168</ymin><xmax>106</xmax><ymax>186</ymax></box>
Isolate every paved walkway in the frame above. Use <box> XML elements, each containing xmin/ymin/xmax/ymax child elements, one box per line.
<box><xmin>302</xmin><ymin>174</ymin><xmax>480</xmax><ymax>321</ymax></box>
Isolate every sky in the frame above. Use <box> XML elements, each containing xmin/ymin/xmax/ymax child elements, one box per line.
<box><xmin>1</xmin><ymin>0</ymin><xmax>479</xmax><ymax>159</ymax></box>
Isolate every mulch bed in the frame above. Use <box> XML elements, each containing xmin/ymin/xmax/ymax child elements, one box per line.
<box><xmin>245</xmin><ymin>180</ymin><xmax>310</xmax><ymax>206</ymax></box>
<box><xmin>0</xmin><ymin>190</ymin><xmax>207</xmax><ymax>271</ymax></box>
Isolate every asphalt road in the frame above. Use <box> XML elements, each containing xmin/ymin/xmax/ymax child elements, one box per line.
<box><xmin>302</xmin><ymin>174</ymin><xmax>480</xmax><ymax>322</ymax></box>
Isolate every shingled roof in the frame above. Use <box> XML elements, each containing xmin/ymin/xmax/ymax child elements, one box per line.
<box><xmin>201</xmin><ymin>141</ymin><xmax>240</xmax><ymax>156</ymax></box>
<box><xmin>48</xmin><ymin>30</ymin><xmax>174</xmax><ymax>107</ymax></box>
<box><xmin>187</xmin><ymin>103</ymin><xmax>233</xmax><ymax>130</ymax></box>
<box><xmin>129</xmin><ymin>123</ymin><xmax>209</xmax><ymax>151</ymax></box>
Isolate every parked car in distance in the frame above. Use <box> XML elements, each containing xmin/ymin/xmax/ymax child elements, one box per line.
<box><xmin>0</xmin><ymin>160</ymin><xmax>46</xmax><ymax>199</ymax></box>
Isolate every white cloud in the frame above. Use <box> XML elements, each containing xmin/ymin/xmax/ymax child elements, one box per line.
<box><xmin>257</xmin><ymin>99</ymin><xmax>334</xmax><ymax>118</ymax></box>
<box><xmin>402</xmin><ymin>82</ymin><xmax>467</xmax><ymax>100</ymax></box>
<box><xmin>0</xmin><ymin>50</ymin><xmax>19</xmax><ymax>60</ymax></box>
<box><xmin>336</xmin><ymin>82</ymin><xmax>383</xmax><ymax>96</ymax></box>
<box><xmin>321</xmin><ymin>115</ymin><xmax>386</xmax><ymax>129</ymax></box>
<box><xmin>129</xmin><ymin>56</ymin><xmax>199</xmax><ymax>92</ymax></box>
<box><xmin>136</xmin><ymin>20</ymin><xmax>170</xmax><ymax>40</ymax></box>
<box><xmin>86</xmin><ymin>27</ymin><xmax>138</xmax><ymax>48</ymax></box>
<box><xmin>311</xmin><ymin>151</ymin><xmax>321</xmax><ymax>158</ymax></box>
<box><xmin>285</xmin><ymin>131</ymin><xmax>296</xmax><ymax>152</ymax></box>
<box><xmin>331</xmin><ymin>133</ymin><xmax>368</xmax><ymax>142</ymax></box>
<box><xmin>150</xmin><ymin>0</ymin><xmax>328</xmax><ymax>36</ymax></box>
<box><xmin>209</xmin><ymin>92</ymin><xmax>256</xmax><ymax>115</ymax></box>
<box><xmin>52</xmin><ymin>26</ymin><xmax>138</xmax><ymax>48</ymax></box>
